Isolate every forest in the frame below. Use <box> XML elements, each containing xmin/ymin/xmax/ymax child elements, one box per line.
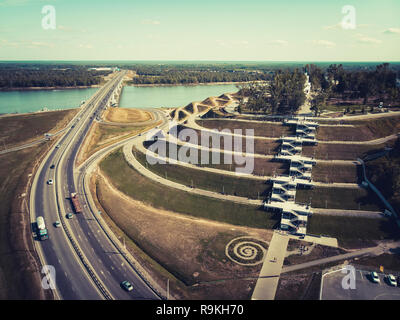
<box><xmin>305</xmin><ymin>63</ymin><xmax>400</xmax><ymax>114</ymax></box>
<box><xmin>0</xmin><ymin>64</ymin><xmax>110</xmax><ymax>88</ymax></box>
<box><xmin>237</xmin><ymin>69</ymin><xmax>306</xmax><ymax>114</ymax></box>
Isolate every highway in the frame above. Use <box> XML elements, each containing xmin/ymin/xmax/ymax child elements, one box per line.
<box><xmin>30</xmin><ymin>71</ymin><xmax>164</xmax><ymax>300</ymax></box>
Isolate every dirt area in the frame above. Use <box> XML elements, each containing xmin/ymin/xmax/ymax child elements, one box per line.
<box><xmin>76</xmin><ymin>121</ymin><xmax>158</xmax><ymax>166</ymax></box>
<box><xmin>197</xmin><ymin>105</ymin><xmax>210</xmax><ymax>113</ymax></box>
<box><xmin>275</xmin><ymin>271</ymin><xmax>322</xmax><ymax>300</ymax></box>
<box><xmin>284</xmin><ymin>240</ymin><xmax>347</xmax><ymax>266</ymax></box>
<box><xmin>103</xmin><ymin>107</ymin><xmax>153</xmax><ymax>123</ymax></box>
<box><xmin>202</xmin><ymin>97</ymin><xmax>219</xmax><ymax>107</ymax></box>
<box><xmin>144</xmin><ymin>139</ymin><xmax>289</xmax><ymax>176</ymax></box>
<box><xmin>0</xmin><ymin>110</ymin><xmax>75</xmax><ymax>299</ymax></box>
<box><xmin>296</xmin><ymin>186</ymin><xmax>382</xmax><ymax>211</ymax></box>
<box><xmin>197</xmin><ymin>119</ymin><xmax>293</xmax><ymax>138</ymax></box>
<box><xmin>0</xmin><ymin>145</ymin><xmax>55</xmax><ymax>299</ymax></box>
<box><xmin>0</xmin><ymin>109</ymin><xmax>78</xmax><ymax>149</ymax></box>
<box><xmin>303</xmin><ymin>142</ymin><xmax>395</xmax><ymax>161</ymax></box>
<box><xmin>317</xmin><ymin>116</ymin><xmax>400</xmax><ymax>141</ymax></box>
<box><xmin>312</xmin><ymin>163</ymin><xmax>360</xmax><ymax>183</ymax></box>
<box><xmin>175</xmin><ymin>124</ymin><xmax>280</xmax><ymax>155</ymax></box>
<box><xmin>122</xmin><ymin>70</ymin><xmax>136</xmax><ymax>81</ymax></box>
<box><xmin>184</xmin><ymin>103</ymin><xmax>194</xmax><ymax>114</ymax></box>
<box><xmin>93</xmin><ymin>171</ymin><xmax>273</xmax><ymax>299</ymax></box>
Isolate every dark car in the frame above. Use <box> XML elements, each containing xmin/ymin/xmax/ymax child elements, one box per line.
<box><xmin>50</xmin><ymin>164</ymin><xmax>55</xmax><ymax>169</ymax></box>
<box><xmin>120</xmin><ymin>280</ymin><xmax>133</xmax><ymax>292</ymax></box>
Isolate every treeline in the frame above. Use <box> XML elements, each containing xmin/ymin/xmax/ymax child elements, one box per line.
<box><xmin>0</xmin><ymin>65</ymin><xmax>110</xmax><ymax>88</ymax></box>
<box><xmin>305</xmin><ymin>63</ymin><xmax>399</xmax><ymax>107</ymax></box>
<box><xmin>129</xmin><ymin>69</ymin><xmax>271</xmax><ymax>85</ymax></box>
<box><xmin>237</xmin><ymin>69</ymin><xmax>306</xmax><ymax>114</ymax></box>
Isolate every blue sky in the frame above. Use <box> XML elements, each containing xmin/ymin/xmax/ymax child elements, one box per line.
<box><xmin>0</xmin><ymin>0</ymin><xmax>399</xmax><ymax>61</ymax></box>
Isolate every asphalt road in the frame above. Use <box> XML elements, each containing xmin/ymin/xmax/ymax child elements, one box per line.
<box><xmin>30</xmin><ymin>72</ymin><xmax>162</xmax><ymax>300</ymax></box>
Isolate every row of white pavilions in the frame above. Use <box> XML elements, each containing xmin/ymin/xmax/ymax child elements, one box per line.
<box><xmin>263</xmin><ymin>118</ymin><xmax>319</xmax><ymax>235</ymax></box>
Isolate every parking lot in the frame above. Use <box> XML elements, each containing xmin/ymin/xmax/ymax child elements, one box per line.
<box><xmin>320</xmin><ymin>266</ymin><xmax>400</xmax><ymax>300</ymax></box>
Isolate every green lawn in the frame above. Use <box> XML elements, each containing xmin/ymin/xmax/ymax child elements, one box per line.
<box><xmin>296</xmin><ymin>186</ymin><xmax>383</xmax><ymax>211</ymax></box>
<box><xmin>100</xmin><ymin>149</ymin><xmax>278</xmax><ymax>229</ymax></box>
<box><xmin>134</xmin><ymin>147</ymin><xmax>271</xmax><ymax>199</ymax></box>
<box><xmin>307</xmin><ymin>215</ymin><xmax>398</xmax><ymax>248</ymax></box>
<box><xmin>100</xmin><ymin>149</ymin><xmax>399</xmax><ymax>247</ymax></box>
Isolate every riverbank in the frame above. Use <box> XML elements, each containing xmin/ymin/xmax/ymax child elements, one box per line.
<box><xmin>0</xmin><ymin>85</ymin><xmax>101</xmax><ymax>92</ymax></box>
<box><xmin>125</xmin><ymin>80</ymin><xmax>264</xmax><ymax>87</ymax></box>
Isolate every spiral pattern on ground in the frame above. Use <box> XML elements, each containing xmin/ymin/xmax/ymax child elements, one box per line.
<box><xmin>225</xmin><ymin>236</ymin><xmax>268</xmax><ymax>266</ymax></box>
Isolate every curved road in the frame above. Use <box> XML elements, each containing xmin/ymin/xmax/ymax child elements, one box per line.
<box><xmin>30</xmin><ymin>72</ymin><xmax>164</xmax><ymax>300</ymax></box>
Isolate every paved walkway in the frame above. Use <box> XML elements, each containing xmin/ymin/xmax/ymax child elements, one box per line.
<box><xmin>288</xmin><ymin>234</ymin><xmax>338</xmax><ymax>247</ymax></box>
<box><xmin>281</xmin><ymin>241</ymin><xmax>400</xmax><ymax>274</ymax></box>
<box><xmin>190</xmin><ymin>118</ymin><xmax>398</xmax><ymax>145</ymax></box>
<box><xmin>124</xmin><ymin>139</ymin><xmax>263</xmax><ymax>206</ymax></box>
<box><xmin>251</xmin><ymin>231</ymin><xmax>290</xmax><ymax>300</ymax></box>
<box><xmin>127</xmin><ymin>136</ymin><xmax>383</xmax><ymax>218</ymax></box>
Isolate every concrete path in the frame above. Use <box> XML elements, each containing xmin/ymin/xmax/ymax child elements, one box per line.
<box><xmin>127</xmin><ymin>137</ymin><xmax>382</xmax><ymax>217</ymax></box>
<box><xmin>281</xmin><ymin>241</ymin><xmax>400</xmax><ymax>274</ymax></box>
<box><xmin>288</xmin><ymin>234</ymin><xmax>338</xmax><ymax>247</ymax></box>
<box><xmin>251</xmin><ymin>231</ymin><xmax>290</xmax><ymax>300</ymax></box>
<box><xmin>135</xmin><ymin>144</ymin><xmax>361</xmax><ymax>189</ymax></box>
<box><xmin>124</xmin><ymin>139</ymin><xmax>263</xmax><ymax>206</ymax></box>
<box><xmin>313</xmin><ymin>208</ymin><xmax>384</xmax><ymax>219</ymax></box>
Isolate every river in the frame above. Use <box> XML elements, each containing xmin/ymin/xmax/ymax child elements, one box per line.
<box><xmin>0</xmin><ymin>83</ymin><xmax>238</xmax><ymax>114</ymax></box>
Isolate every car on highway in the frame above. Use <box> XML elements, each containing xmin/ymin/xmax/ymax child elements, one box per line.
<box><xmin>120</xmin><ymin>280</ymin><xmax>133</xmax><ymax>292</ymax></box>
<box><xmin>387</xmin><ymin>274</ymin><xmax>397</xmax><ymax>286</ymax></box>
<box><xmin>47</xmin><ymin>179</ymin><xmax>54</xmax><ymax>185</ymax></box>
<box><xmin>54</xmin><ymin>221</ymin><xmax>61</xmax><ymax>228</ymax></box>
<box><xmin>50</xmin><ymin>164</ymin><xmax>55</xmax><ymax>169</ymax></box>
<box><xmin>66</xmin><ymin>213</ymin><xmax>73</xmax><ymax>219</ymax></box>
<box><xmin>370</xmin><ymin>271</ymin><xmax>380</xmax><ymax>283</ymax></box>
<box><xmin>55</xmin><ymin>144</ymin><xmax>61</xmax><ymax>149</ymax></box>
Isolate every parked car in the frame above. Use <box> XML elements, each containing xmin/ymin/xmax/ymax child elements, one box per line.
<box><xmin>120</xmin><ymin>280</ymin><xmax>133</xmax><ymax>292</ymax></box>
<box><xmin>370</xmin><ymin>271</ymin><xmax>380</xmax><ymax>283</ymax></box>
<box><xmin>387</xmin><ymin>274</ymin><xmax>397</xmax><ymax>286</ymax></box>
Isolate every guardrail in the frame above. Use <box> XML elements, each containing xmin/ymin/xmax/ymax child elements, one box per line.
<box><xmin>81</xmin><ymin>165</ymin><xmax>165</xmax><ymax>299</ymax></box>
<box><xmin>76</xmin><ymin>111</ymin><xmax>168</xmax><ymax>299</ymax></box>
<box><xmin>53</xmin><ymin>79</ymin><xmax>120</xmax><ymax>300</ymax></box>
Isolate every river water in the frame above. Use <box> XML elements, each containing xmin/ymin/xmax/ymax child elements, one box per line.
<box><xmin>0</xmin><ymin>83</ymin><xmax>238</xmax><ymax>114</ymax></box>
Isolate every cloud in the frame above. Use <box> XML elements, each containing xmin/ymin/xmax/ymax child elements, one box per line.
<box><xmin>216</xmin><ymin>40</ymin><xmax>249</xmax><ymax>48</ymax></box>
<box><xmin>58</xmin><ymin>25</ymin><xmax>88</xmax><ymax>33</ymax></box>
<box><xmin>383</xmin><ymin>28</ymin><xmax>400</xmax><ymax>35</ymax></box>
<box><xmin>141</xmin><ymin>19</ymin><xmax>161</xmax><ymax>25</ymax></box>
<box><xmin>310</xmin><ymin>40</ymin><xmax>336</xmax><ymax>48</ymax></box>
<box><xmin>0</xmin><ymin>0</ymin><xmax>30</xmax><ymax>7</ymax></box>
<box><xmin>323</xmin><ymin>22</ymin><xmax>370</xmax><ymax>30</ymax></box>
<box><xmin>78</xmin><ymin>44</ymin><xmax>93</xmax><ymax>49</ymax></box>
<box><xmin>0</xmin><ymin>39</ymin><xmax>54</xmax><ymax>48</ymax></box>
<box><xmin>0</xmin><ymin>0</ymin><xmax>52</xmax><ymax>7</ymax></box>
<box><xmin>355</xmin><ymin>33</ymin><xmax>382</xmax><ymax>44</ymax></box>
<box><xmin>267</xmin><ymin>40</ymin><xmax>288</xmax><ymax>47</ymax></box>
<box><xmin>28</xmin><ymin>41</ymin><xmax>54</xmax><ymax>48</ymax></box>
<box><xmin>323</xmin><ymin>23</ymin><xmax>342</xmax><ymax>30</ymax></box>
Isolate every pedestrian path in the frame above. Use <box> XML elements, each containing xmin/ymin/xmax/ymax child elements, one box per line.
<box><xmin>251</xmin><ymin>231</ymin><xmax>290</xmax><ymax>300</ymax></box>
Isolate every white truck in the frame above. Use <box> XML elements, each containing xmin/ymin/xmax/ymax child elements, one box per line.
<box><xmin>36</xmin><ymin>216</ymin><xmax>49</xmax><ymax>241</ymax></box>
